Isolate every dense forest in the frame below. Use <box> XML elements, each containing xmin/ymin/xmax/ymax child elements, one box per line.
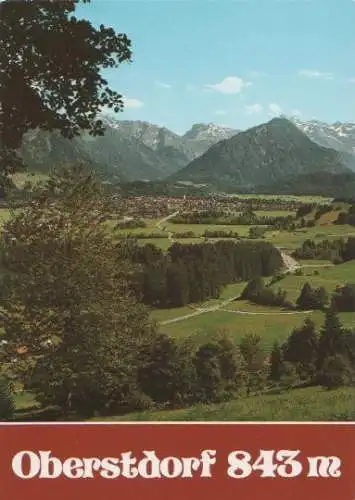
<box><xmin>125</xmin><ymin>240</ymin><xmax>284</xmax><ymax>308</ymax></box>
<box><xmin>171</xmin><ymin>210</ymin><xmax>296</xmax><ymax>230</ymax></box>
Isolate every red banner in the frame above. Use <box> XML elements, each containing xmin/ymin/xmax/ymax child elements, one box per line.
<box><xmin>1</xmin><ymin>423</ymin><xmax>354</xmax><ymax>500</ymax></box>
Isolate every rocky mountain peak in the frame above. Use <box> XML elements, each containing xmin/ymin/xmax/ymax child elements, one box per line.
<box><xmin>183</xmin><ymin>122</ymin><xmax>238</xmax><ymax>141</ymax></box>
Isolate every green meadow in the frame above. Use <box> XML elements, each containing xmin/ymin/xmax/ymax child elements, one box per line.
<box><xmin>153</xmin><ymin>260</ymin><xmax>355</xmax><ymax>350</ymax></box>
<box><xmin>98</xmin><ymin>386</ymin><xmax>355</xmax><ymax>422</ymax></box>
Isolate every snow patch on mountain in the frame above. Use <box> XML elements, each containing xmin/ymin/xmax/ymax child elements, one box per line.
<box><xmin>292</xmin><ymin>118</ymin><xmax>355</xmax><ymax>155</ymax></box>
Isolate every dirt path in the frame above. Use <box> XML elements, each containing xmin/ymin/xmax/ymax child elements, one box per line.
<box><xmin>301</xmin><ymin>263</ymin><xmax>334</xmax><ymax>268</ymax></box>
<box><xmin>160</xmin><ymin>298</ymin><xmax>311</xmax><ymax>326</ymax></box>
<box><xmin>219</xmin><ymin>308</ymin><xmax>311</xmax><ymax>316</ymax></box>
<box><xmin>155</xmin><ymin>211</ymin><xmax>179</xmax><ymax>241</ymax></box>
<box><xmin>280</xmin><ymin>251</ymin><xmax>300</xmax><ymax>273</ymax></box>
<box><xmin>159</xmin><ymin>295</ymin><xmax>241</xmax><ymax>326</ymax></box>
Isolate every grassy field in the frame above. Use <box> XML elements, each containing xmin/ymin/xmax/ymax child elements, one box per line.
<box><xmin>14</xmin><ymin>384</ymin><xmax>355</xmax><ymax>422</ymax></box>
<box><xmin>264</xmin><ymin>224</ymin><xmax>355</xmax><ymax>250</ymax></box>
<box><xmin>255</xmin><ymin>210</ymin><xmax>296</xmax><ymax>217</ymax></box>
<box><xmin>160</xmin><ymin>308</ymin><xmax>319</xmax><ymax>349</ymax></box>
<box><xmin>165</xmin><ymin>223</ymin><xmax>255</xmax><ymax>237</ymax></box>
<box><xmin>317</xmin><ymin>210</ymin><xmax>343</xmax><ymax>225</ymax></box>
<box><xmin>136</xmin><ymin>238</ymin><xmax>172</xmax><ymax>250</ymax></box>
<box><xmin>153</xmin><ymin>258</ymin><xmax>355</xmax><ymax>350</ymax></box>
<box><xmin>298</xmin><ymin>259</ymin><xmax>334</xmax><ymax>266</ymax></box>
<box><xmin>96</xmin><ymin>386</ymin><xmax>355</xmax><ymax>421</ymax></box>
<box><xmin>271</xmin><ymin>261</ymin><xmax>355</xmax><ymax>301</ymax></box>
<box><xmin>151</xmin><ymin>305</ymin><xmax>195</xmax><ymax>323</ymax></box>
<box><xmin>113</xmin><ymin>208</ymin><xmax>355</xmax><ymax>253</ymax></box>
<box><xmin>0</xmin><ymin>208</ymin><xmax>13</xmax><ymax>228</ymax></box>
<box><xmin>11</xmin><ymin>172</ymin><xmax>49</xmax><ymax>188</ymax></box>
<box><xmin>0</xmin><ymin>209</ymin><xmax>11</xmax><ymax>220</ymax></box>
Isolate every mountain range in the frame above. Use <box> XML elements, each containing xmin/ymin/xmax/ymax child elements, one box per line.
<box><xmin>18</xmin><ymin>114</ymin><xmax>355</xmax><ymax>195</ymax></box>
<box><xmin>20</xmin><ymin>117</ymin><xmax>238</xmax><ymax>182</ymax></box>
<box><xmin>292</xmin><ymin>118</ymin><xmax>355</xmax><ymax>171</ymax></box>
<box><xmin>170</xmin><ymin>118</ymin><xmax>351</xmax><ymax>192</ymax></box>
<box><xmin>293</xmin><ymin>118</ymin><xmax>355</xmax><ymax>157</ymax></box>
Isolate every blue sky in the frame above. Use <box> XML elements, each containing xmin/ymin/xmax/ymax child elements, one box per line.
<box><xmin>77</xmin><ymin>0</ymin><xmax>355</xmax><ymax>134</ymax></box>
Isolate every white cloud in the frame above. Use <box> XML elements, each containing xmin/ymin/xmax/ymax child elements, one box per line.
<box><xmin>298</xmin><ymin>69</ymin><xmax>334</xmax><ymax>80</ymax></box>
<box><xmin>268</xmin><ymin>103</ymin><xmax>283</xmax><ymax>116</ymax></box>
<box><xmin>215</xmin><ymin>110</ymin><xmax>227</xmax><ymax>116</ymax></box>
<box><xmin>348</xmin><ymin>77</ymin><xmax>355</xmax><ymax>83</ymax></box>
<box><xmin>245</xmin><ymin>103</ymin><xmax>263</xmax><ymax>115</ymax></box>
<box><xmin>123</xmin><ymin>97</ymin><xmax>144</xmax><ymax>109</ymax></box>
<box><xmin>205</xmin><ymin>76</ymin><xmax>252</xmax><ymax>94</ymax></box>
<box><xmin>155</xmin><ymin>80</ymin><xmax>172</xmax><ymax>89</ymax></box>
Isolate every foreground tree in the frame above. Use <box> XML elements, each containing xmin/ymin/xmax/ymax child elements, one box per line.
<box><xmin>320</xmin><ymin>355</ymin><xmax>353</xmax><ymax>390</ymax></box>
<box><xmin>138</xmin><ymin>334</ymin><xmax>186</xmax><ymax>407</ymax></box>
<box><xmin>0</xmin><ymin>376</ymin><xmax>15</xmax><ymax>420</ymax></box>
<box><xmin>0</xmin><ymin>165</ymin><xmax>155</xmax><ymax>417</ymax></box>
<box><xmin>331</xmin><ymin>284</ymin><xmax>355</xmax><ymax>312</ymax></box>
<box><xmin>283</xmin><ymin>318</ymin><xmax>319</xmax><ymax>380</ymax></box>
<box><xmin>239</xmin><ymin>333</ymin><xmax>267</xmax><ymax>394</ymax></box>
<box><xmin>269</xmin><ymin>342</ymin><xmax>284</xmax><ymax>382</ymax></box>
<box><xmin>193</xmin><ymin>343</ymin><xmax>224</xmax><ymax>403</ymax></box>
<box><xmin>296</xmin><ymin>283</ymin><xmax>328</xmax><ymax>311</ymax></box>
<box><xmin>216</xmin><ymin>334</ymin><xmax>242</xmax><ymax>392</ymax></box>
<box><xmin>0</xmin><ymin>0</ymin><xmax>132</xmax><ymax>176</ymax></box>
<box><xmin>317</xmin><ymin>310</ymin><xmax>348</xmax><ymax>373</ymax></box>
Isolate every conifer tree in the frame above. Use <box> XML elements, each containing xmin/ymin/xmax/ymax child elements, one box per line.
<box><xmin>296</xmin><ymin>283</ymin><xmax>314</xmax><ymax>309</ymax></box>
<box><xmin>283</xmin><ymin>318</ymin><xmax>319</xmax><ymax>379</ymax></box>
<box><xmin>317</xmin><ymin>310</ymin><xmax>348</xmax><ymax>373</ymax></box>
<box><xmin>269</xmin><ymin>342</ymin><xmax>284</xmax><ymax>382</ymax></box>
<box><xmin>239</xmin><ymin>334</ymin><xmax>267</xmax><ymax>395</ymax></box>
<box><xmin>193</xmin><ymin>343</ymin><xmax>224</xmax><ymax>403</ymax></box>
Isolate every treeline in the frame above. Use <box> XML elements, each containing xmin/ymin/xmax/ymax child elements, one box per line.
<box><xmin>3</xmin><ymin>309</ymin><xmax>354</xmax><ymax>420</ymax></box>
<box><xmin>240</xmin><ymin>277</ymin><xmax>291</xmax><ymax>308</ymax></box>
<box><xmin>271</xmin><ymin>312</ymin><xmax>355</xmax><ymax>390</ymax></box>
<box><xmin>116</xmin><ymin>232</ymin><xmax>166</xmax><ymax>239</ymax></box>
<box><xmin>126</xmin><ymin>240</ymin><xmax>283</xmax><ymax>308</ymax></box>
<box><xmin>240</xmin><ymin>278</ymin><xmax>355</xmax><ymax>313</ymax></box>
<box><xmin>173</xmin><ymin>231</ymin><xmax>195</xmax><ymax>238</ymax></box>
<box><xmin>203</xmin><ymin>229</ymin><xmax>240</xmax><ymax>239</ymax></box>
<box><xmin>292</xmin><ymin>237</ymin><xmax>355</xmax><ymax>264</ymax></box>
<box><xmin>336</xmin><ymin>204</ymin><xmax>355</xmax><ymax>226</ymax></box>
<box><xmin>295</xmin><ymin>204</ymin><xmax>315</xmax><ymax>218</ymax></box>
<box><xmin>171</xmin><ymin>210</ymin><xmax>295</xmax><ymax>230</ymax></box>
